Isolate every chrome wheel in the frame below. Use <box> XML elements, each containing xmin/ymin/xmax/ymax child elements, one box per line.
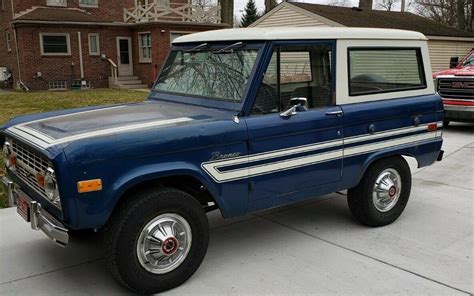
<box><xmin>136</xmin><ymin>213</ymin><xmax>192</xmax><ymax>274</ymax></box>
<box><xmin>372</xmin><ymin>168</ymin><xmax>402</xmax><ymax>212</ymax></box>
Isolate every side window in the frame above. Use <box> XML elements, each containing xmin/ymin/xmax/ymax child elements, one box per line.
<box><xmin>252</xmin><ymin>52</ymin><xmax>278</xmax><ymax>115</ymax></box>
<box><xmin>252</xmin><ymin>44</ymin><xmax>333</xmax><ymax>115</ymax></box>
<box><xmin>348</xmin><ymin>48</ymin><xmax>426</xmax><ymax>96</ymax></box>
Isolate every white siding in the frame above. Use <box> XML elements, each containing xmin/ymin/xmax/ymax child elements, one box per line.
<box><xmin>255</xmin><ymin>6</ymin><xmax>330</xmax><ymax>27</ymax></box>
<box><xmin>428</xmin><ymin>40</ymin><xmax>473</xmax><ymax>72</ymax></box>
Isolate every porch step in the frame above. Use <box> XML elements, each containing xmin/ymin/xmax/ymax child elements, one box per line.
<box><xmin>114</xmin><ymin>84</ymin><xmax>150</xmax><ymax>89</ymax></box>
<box><xmin>115</xmin><ymin>76</ymin><xmax>139</xmax><ymax>81</ymax></box>
<box><xmin>109</xmin><ymin>76</ymin><xmax>149</xmax><ymax>90</ymax></box>
<box><xmin>115</xmin><ymin>79</ymin><xmax>144</xmax><ymax>85</ymax></box>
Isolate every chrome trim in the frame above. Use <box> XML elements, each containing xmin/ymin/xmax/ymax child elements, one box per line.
<box><xmin>136</xmin><ymin>213</ymin><xmax>192</xmax><ymax>274</ymax></box>
<box><xmin>15</xmin><ymin>187</ymin><xmax>69</xmax><ymax>247</ymax></box>
<box><xmin>372</xmin><ymin>168</ymin><xmax>402</xmax><ymax>212</ymax></box>
<box><xmin>1</xmin><ymin>176</ymin><xmax>16</xmax><ymax>207</ymax></box>
<box><xmin>325</xmin><ymin>110</ymin><xmax>343</xmax><ymax>117</ymax></box>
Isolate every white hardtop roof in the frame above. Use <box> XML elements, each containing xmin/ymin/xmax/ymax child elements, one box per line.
<box><xmin>173</xmin><ymin>27</ymin><xmax>427</xmax><ymax>44</ymax></box>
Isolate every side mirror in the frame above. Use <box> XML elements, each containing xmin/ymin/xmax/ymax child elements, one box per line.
<box><xmin>280</xmin><ymin>97</ymin><xmax>308</xmax><ymax>118</ymax></box>
<box><xmin>280</xmin><ymin>105</ymin><xmax>298</xmax><ymax>118</ymax></box>
<box><xmin>290</xmin><ymin>97</ymin><xmax>308</xmax><ymax>110</ymax></box>
<box><xmin>449</xmin><ymin>56</ymin><xmax>459</xmax><ymax>68</ymax></box>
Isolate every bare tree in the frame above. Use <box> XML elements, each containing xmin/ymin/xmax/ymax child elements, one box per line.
<box><xmin>413</xmin><ymin>0</ymin><xmax>473</xmax><ymax>31</ymax></box>
<box><xmin>327</xmin><ymin>0</ymin><xmax>351</xmax><ymax>6</ymax></box>
<box><xmin>376</xmin><ymin>0</ymin><xmax>399</xmax><ymax>11</ymax></box>
<box><xmin>193</xmin><ymin>0</ymin><xmax>216</xmax><ymax>8</ymax></box>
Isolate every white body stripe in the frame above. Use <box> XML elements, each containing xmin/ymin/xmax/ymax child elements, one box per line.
<box><xmin>202</xmin><ymin>123</ymin><xmax>442</xmax><ymax>183</ymax></box>
<box><xmin>7</xmin><ymin>117</ymin><xmax>194</xmax><ymax>149</ymax></box>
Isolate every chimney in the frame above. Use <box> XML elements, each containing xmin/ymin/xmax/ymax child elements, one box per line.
<box><xmin>358</xmin><ymin>0</ymin><xmax>373</xmax><ymax>10</ymax></box>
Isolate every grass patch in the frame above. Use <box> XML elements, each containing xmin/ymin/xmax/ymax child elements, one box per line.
<box><xmin>0</xmin><ymin>89</ymin><xmax>148</xmax><ymax>208</ymax></box>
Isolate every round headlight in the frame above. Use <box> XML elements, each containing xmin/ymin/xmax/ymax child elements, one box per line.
<box><xmin>44</xmin><ymin>167</ymin><xmax>60</xmax><ymax>206</ymax></box>
<box><xmin>3</xmin><ymin>141</ymin><xmax>11</xmax><ymax>168</ymax></box>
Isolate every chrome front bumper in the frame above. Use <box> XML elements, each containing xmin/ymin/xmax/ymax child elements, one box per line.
<box><xmin>1</xmin><ymin>176</ymin><xmax>69</xmax><ymax>247</ymax></box>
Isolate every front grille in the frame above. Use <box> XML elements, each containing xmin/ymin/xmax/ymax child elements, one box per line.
<box><xmin>438</xmin><ymin>78</ymin><xmax>474</xmax><ymax>100</ymax></box>
<box><xmin>11</xmin><ymin>139</ymin><xmax>51</xmax><ymax>197</ymax></box>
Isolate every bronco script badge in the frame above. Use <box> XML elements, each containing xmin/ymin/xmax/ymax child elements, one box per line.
<box><xmin>210</xmin><ymin>151</ymin><xmax>241</xmax><ymax>161</ymax></box>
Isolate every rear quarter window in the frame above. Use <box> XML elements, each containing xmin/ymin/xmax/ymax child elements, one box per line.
<box><xmin>348</xmin><ymin>48</ymin><xmax>426</xmax><ymax>96</ymax></box>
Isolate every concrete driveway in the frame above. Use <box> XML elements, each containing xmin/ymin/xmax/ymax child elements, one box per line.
<box><xmin>1</xmin><ymin>123</ymin><xmax>473</xmax><ymax>295</ymax></box>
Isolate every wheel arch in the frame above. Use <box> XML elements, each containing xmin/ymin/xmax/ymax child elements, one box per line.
<box><xmin>109</xmin><ymin>164</ymin><xmax>224</xmax><ymax>219</ymax></box>
<box><xmin>355</xmin><ymin>151</ymin><xmax>413</xmax><ymax>186</ymax></box>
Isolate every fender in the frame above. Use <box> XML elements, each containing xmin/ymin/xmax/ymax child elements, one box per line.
<box><xmin>110</xmin><ymin>162</ymin><xmax>225</xmax><ymax>215</ymax></box>
<box><xmin>348</xmin><ymin>139</ymin><xmax>442</xmax><ymax>188</ymax></box>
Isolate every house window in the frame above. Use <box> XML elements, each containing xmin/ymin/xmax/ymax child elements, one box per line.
<box><xmin>47</xmin><ymin>0</ymin><xmax>67</xmax><ymax>7</ymax></box>
<box><xmin>170</xmin><ymin>32</ymin><xmax>188</xmax><ymax>44</ymax></box>
<box><xmin>348</xmin><ymin>48</ymin><xmax>426</xmax><ymax>96</ymax></box>
<box><xmin>40</xmin><ymin>33</ymin><xmax>71</xmax><ymax>55</ymax></box>
<box><xmin>48</xmin><ymin>81</ymin><xmax>68</xmax><ymax>90</ymax></box>
<box><xmin>88</xmin><ymin>33</ymin><xmax>100</xmax><ymax>55</ymax></box>
<box><xmin>5</xmin><ymin>30</ymin><xmax>11</xmax><ymax>52</ymax></box>
<box><xmin>139</xmin><ymin>33</ymin><xmax>152</xmax><ymax>63</ymax></box>
<box><xmin>79</xmin><ymin>0</ymin><xmax>98</xmax><ymax>7</ymax></box>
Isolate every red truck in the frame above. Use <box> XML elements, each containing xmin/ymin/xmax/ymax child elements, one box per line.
<box><xmin>433</xmin><ymin>49</ymin><xmax>474</xmax><ymax>125</ymax></box>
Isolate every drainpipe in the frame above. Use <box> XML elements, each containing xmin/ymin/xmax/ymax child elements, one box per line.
<box><xmin>12</xmin><ymin>24</ymin><xmax>24</xmax><ymax>89</ymax></box>
<box><xmin>77</xmin><ymin>32</ymin><xmax>84</xmax><ymax>79</ymax></box>
<box><xmin>10</xmin><ymin>0</ymin><xmax>14</xmax><ymax>18</ymax></box>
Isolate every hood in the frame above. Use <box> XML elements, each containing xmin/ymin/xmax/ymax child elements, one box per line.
<box><xmin>4</xmin><ymin>100</ymin><xmax>231</xmax><ymax>150</ymax></box>
<box><xmin>433</xmin><ymin>66</ymin><xmax>474</xmax><ymax>78</ymax></box>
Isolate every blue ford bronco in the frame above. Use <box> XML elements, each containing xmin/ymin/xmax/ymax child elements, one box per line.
<box><xmin>1</xmin><ymin>28</ymin><xmax>444</xmax><ymax>293</ymax></box>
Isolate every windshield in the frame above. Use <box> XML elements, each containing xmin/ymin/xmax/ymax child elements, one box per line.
<box><xmin>461</xmin><ymin>52</ymin><xmax>474</xmax><ymax>67</ymax></box>
<box><xmin>153</xmin><ymin>47</ymin><xmax>259</xmax><ymax>102</ymax></box>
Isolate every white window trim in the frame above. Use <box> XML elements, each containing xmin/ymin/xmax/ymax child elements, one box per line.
<box><xmin>47</xmin><ymin>0</ymin><xmax>67</xmax><ymax>7</ymax></box>
<box><xmin>5</xmin><ymin>30</ymin><xmax>11</xmax><ymax>52</ymax></box>
<box><xmin>336</xmin><ymin>39</ymin><xmax>435</xmax><ymax>105</ymax></box>
<box><xmin>88</xmin><ymin>33</ymin><xmax>100</xmax><ymax>55</ymax></box>
<box><xmin>138</xmin><ymin>32</ymin><xmax>152</xmax><ymax>63</ymax></box>
<box><xmin>79</xmin><ymin>0</ymin><xmax>99</xmax><ymax>8</ymax></box>
<box><xmin>39</xmin><ymin>33</ymin><xmax>71</xmax><ymax>56</ymax></box>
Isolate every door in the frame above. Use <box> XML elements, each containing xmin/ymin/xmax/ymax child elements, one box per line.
<box><xmin>116</xmin><ymin>37</ymin><xmax>133</xmax><ymax>76</ymax></box>
<box><xmin>245</xmin><ymin>43</ymin><xmax>343</xmax><ymax>201</ymax></box>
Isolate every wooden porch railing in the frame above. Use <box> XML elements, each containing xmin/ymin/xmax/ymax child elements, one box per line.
<box><xmin>123</xmin><ymin>0</ymin><xmax>221</xmax><ymax>23</ymax></box>
<box><xmin>108</xmin><ymin>59</ymin><xmax>118</xmax><ymax>84</ymax></box>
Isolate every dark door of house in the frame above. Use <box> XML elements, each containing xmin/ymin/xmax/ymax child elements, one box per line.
<box><xmin>116</xmin><ymin>37</ymin><xmax>133</xmax><ymax>76</ymax></box>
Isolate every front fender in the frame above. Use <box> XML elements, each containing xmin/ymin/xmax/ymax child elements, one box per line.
<box><xmin>112</xmin><ymin>161</ymin><xmax>221</xmax><ymax>208</ymax></box>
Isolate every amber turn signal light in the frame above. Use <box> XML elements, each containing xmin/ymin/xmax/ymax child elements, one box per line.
<box><xmin>77</xmin><ymin>179</ymin><xmax>103</xmax><ymax>193</ymax></box>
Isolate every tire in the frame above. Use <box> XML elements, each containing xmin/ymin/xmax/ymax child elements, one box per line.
<box><xmin>347</xmin><ymin>156</ymin><xmax>411</xmax><ymax>227</ymax></box>
<box><xmin>105</xmin><ymin>187</ymin><xmax>209</xmax><ymax>294</ymax></box>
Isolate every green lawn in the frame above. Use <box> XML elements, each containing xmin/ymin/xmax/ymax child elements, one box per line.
<box><xmin>0</xmin><ymin>89</ymin><xmax>148</xmax><ymax>208</ymax></box>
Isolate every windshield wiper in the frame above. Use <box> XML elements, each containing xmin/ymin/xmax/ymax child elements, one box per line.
<box><xmin>185</xmin><ymin>43</ymin><xmax>208</xmax><ymax>52</ymax></box>
<box><xmin>214</xmin><ymin>42</ymin><xmax>245</xmax><ymax>54</ymax></box>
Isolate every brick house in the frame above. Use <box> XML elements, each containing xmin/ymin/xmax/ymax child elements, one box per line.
<box><xmin>0</xmin><ymin>0</ymin><xmax>227</xmax><ymax>90</ymax></box>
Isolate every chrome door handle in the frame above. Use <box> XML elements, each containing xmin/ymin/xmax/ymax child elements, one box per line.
<box><xmin>325</xmin><ymin>110</ymin><xmax>343</xmax><ymax>117</ymax></box>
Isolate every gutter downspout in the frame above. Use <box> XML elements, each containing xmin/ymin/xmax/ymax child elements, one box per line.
<box><xmin>10</xmin><ymin>0</ymin><xmax>14</xmax><ymax>18</ymax></box>
<box><xmin>12</xmin><ymin>24</ymin><xmax>25</xmax><ymax>90</ymax></box>
<box><xmin>77</xmin><ymin>32</ymin><xmax>85</xmax><ymax>79</ymax></box>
